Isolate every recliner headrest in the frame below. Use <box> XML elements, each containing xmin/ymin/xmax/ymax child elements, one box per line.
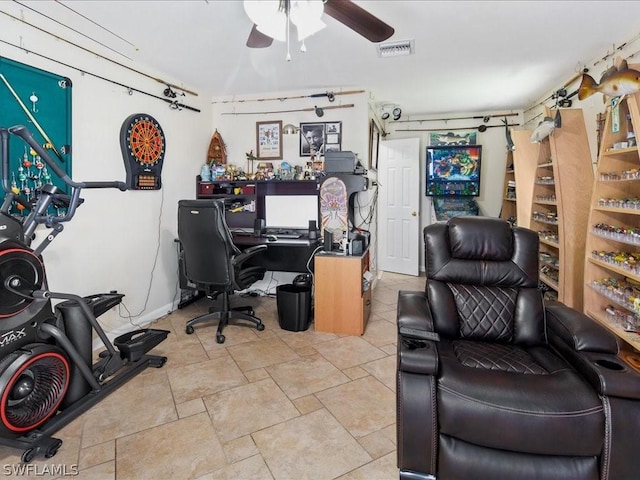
<box><xmin>448</xmin><ymin>216</ymin><xmax>513</xmax><ymax>261</ymax></box>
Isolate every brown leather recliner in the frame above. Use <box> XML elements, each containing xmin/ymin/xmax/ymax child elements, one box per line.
<box><xmin>396</xmin><ymin>216</ymin><xmax>640</xmax><ymax>480</ymax></box>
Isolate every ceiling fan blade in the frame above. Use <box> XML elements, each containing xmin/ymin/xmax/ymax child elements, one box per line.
<box><xmin>246</xmin><ymin>24</ymin><xmax>274</xmax><ymax>48</ymax></box>
<box><xmin>324</xmin><ymin>0</ymin><xmax>394</xmax><ymax>43</ymax></box>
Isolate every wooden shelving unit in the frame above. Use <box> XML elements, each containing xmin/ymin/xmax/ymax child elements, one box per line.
<box><xmin>584</xmin><ymin>93</ymin><xmax>640</xmax><ymax>355</ymax></box>
<box><xmin>511</xmin><ymin>129</ymin><xmax>537</xmax><ymax>229</ymax></box>
<box><xmin>499</xmin><ymin>149</ymin><xmax>517</xmax><ymax>225</ymax></box>
<box><xmin>513</xmin><ymin>109</ymin><xmax>593</xmax><ymax>309</ymax></box>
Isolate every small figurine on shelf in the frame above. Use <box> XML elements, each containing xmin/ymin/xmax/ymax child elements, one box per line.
<box><xmin>245</xmin><ymin>150</ymin><xmax>258</xmax><ymax>174</ymax></box>
<box><xmin>200</xmin><ymin>164</ymin><xmax>212</xmax><ymax>182</ymax></box>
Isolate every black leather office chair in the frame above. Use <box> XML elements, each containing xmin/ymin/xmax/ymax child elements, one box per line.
<box><xmin>177</xmin><ymin>199</ymin><xmax>267</xmax><ymax>344</ymax></box>
<box><xmin>396</xmin><ymin>216</ymin><xmax>640</xmax><ymax>480</ymax></box>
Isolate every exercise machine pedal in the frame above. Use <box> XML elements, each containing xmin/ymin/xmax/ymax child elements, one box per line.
<box><xmin>114</xmin><ymin>329</ymin><xmax>170</xmax><ymax>362</ymax></box>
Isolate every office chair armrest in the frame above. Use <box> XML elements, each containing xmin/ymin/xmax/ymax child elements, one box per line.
<box><xmin>233</xmin><ymin>244</ymin><xmax>268</xmax><ymax>267</ymax></box>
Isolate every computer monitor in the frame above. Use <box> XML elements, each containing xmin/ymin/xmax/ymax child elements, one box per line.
<box><xmin>264</xmin><ymin>194</ymin><xmax>318</xmax><ymax>230</ymax></box>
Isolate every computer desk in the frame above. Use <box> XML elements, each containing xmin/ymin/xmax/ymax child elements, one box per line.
<box><xmin>233</xmin><ymin>234</ymin><xmax>321</xmax><ymax>273</ymax></box>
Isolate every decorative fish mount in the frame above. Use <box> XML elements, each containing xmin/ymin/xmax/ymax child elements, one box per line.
<box><xmin>530</xmin><ymin>111</ymin><xmax>561</xmax><ymax>143</ymax></box>
<box><xmin>434</xmin><ymin>132</ymin><xmax>473</xmax><ymax>145</ymax></box>
<box><xmin>578</xmin><ymin>59</ymin><xmax>640</xmax><ymax>101</ymax></box>
<box><xmin>503</xmin><ymin>117</ymin><xmax>515</xmax><ymax>151</ymax></box>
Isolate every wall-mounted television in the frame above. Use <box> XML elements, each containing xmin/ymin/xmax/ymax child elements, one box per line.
<box><xmin>426</xmin><ymin>145</ymin><xmax>482</xmax><ymax>196</ymax></box>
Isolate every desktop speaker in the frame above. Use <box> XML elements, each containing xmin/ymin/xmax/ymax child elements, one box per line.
<box><xmin>308</xmin><ymin>220</ymin><xmax>317</xmax><ymax>240</ymax></box>
<box><xmin>323</xmin><ymin>229</ymin><xmax>333</xmax><ymax>252</ymax></box>
<box><xmin>253</xmin><ymin>218</ymin><xmax>265</xmax><ymax>237</ymax></box>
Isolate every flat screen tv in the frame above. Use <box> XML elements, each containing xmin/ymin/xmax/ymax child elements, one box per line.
<box><xmin>425</xmin><ymin>145</ymin><xmax>481</xmax><ymax>196</ymax></box>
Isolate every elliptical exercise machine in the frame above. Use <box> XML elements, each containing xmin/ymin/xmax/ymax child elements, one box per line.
<box><xmin>0</xmin><ymin>125</ymin><xmax>169</xmax><ymax>462</ymax></box>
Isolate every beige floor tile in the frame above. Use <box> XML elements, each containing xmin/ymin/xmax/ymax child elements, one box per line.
<box><xmin>291</xmin><ymin>394</ymin><xmax>324</xmax><ymax>415</ymax></box>
<box><xmin>266</xmin><ymin>353</ymin><xmax>349</xmax><ymax>399</ymax></box>
<box><xmin>73</xmin><ymin>460</ymin><xmax>115</xmax><ymax>480</ymax></box>
<box><xmin>116</xmin><ymin>412</ymin><xmax>225</xmax><ymax>480</ymax></box>
<box><xmin>167</xmin><ymin>355</ymin><xmax>247</xmax><ymax>404</ymax></box>
<box><xmin>222</xmin><ymin>435</ymin><xmax>259</xmax><ymax>464</ymax></box>
<box><xmin>204</xmin><ymin>377</ymin><xmax>299</xmax><ymax>443</ymax></box>
<box><xmin>79</xmin><ymin>440</ymin><xmax>115</xmax><ymax>470</ymax></box>
<box><xmin>227</xmin><ymin>336</ymin><xmax>299</xmax><ymax>371</ymax></box>
<box><xmin>313</xmin><ymin>336</ymin><xmax>387</xmax><ymax>370</ymax></box>
<box><xmin>79</xmin><ymin>371</ymin><xmax>177</xmax><ymax>448</ymax></box>
<box><xmin>153</xmin><ymin>332</ymin><xmax>209</xmax><ymax>369</ymax></box>
<box><xmin>336</xmin><ymin>452</ymin><xmax>399</xmax><ymax>480</ymax></box>
<box><xmin>362</xmin><ymin>317</ymin><xmax>397</xmax><ymax>348</ymax></box>
<box><xmin>316</xmin><ymin>376</ymin><xmax>395</xmax><ymax>439</ymax></box>
<box><xmin>252</xmin><ymin>409</ymin><xmax>372</xmax><ymax>480</ymax></box>
<box><xmin>209</xmin><ymin>454</ymin><xmax>274</xmax><ymax>480</ymax></box>
<box><xmin>362</xmin><ymin>355</ymin><xmax>397</xmax><ymax>391</ymax></box>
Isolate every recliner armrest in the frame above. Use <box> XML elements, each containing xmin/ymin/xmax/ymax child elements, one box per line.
<box><xmin>545</xmin><ymin>300</ymin><xmax>618</xmax><ymax>354</ymax></box>
<box><xmin>397</xmin><ymin>290</ymin><xmax>439</xmax><ymax>375</ymax></box>
<box><xmin>546</xmin><ymin>301</ymin><xmax>640</xmax><ymax>399</ymax></box>
<box><xmin>233</xmin><ymin>244</ymin><xmax>268</xmax><ymax>267</ymax></box>
<box><xmin>397</xmin><ymin>290</ymin><xmax>440</xmax><ymax>341</ymax></box>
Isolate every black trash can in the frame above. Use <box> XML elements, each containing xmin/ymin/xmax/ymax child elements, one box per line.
<box><xmin>276</xmin><ymin>284</ymin><xmax>312</xmax><ymax>332</ymax></box>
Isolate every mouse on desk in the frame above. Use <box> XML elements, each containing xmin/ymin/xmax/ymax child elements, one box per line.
<box><xmin>266</xmin><ymin>234</ymin><xmax>278</xmax><ymax>241</ymax></box>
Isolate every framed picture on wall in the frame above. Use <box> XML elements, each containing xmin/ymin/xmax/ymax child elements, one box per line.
<box><xmin>325</xmin><ymin>122</ymin><xmax>342</xmax><ymax>153</ymax></box>
<box><xmin>256</xmin><ymin>120</ymin><xmax>282</xmax><ymax>159</ymax></box>
<box><xmin>300</xmin><ymin>121</ymin><xmax>342</xmax><ymax>156</ymax></box>
<box><xmin>300</xmin><ymin>122</ymin><xmax>325</xmax><ymax>156</ymax></box>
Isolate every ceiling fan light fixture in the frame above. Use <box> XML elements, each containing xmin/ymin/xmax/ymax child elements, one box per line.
<box><xmin>377</xmin><ymin>39</ymin><xmax>414</xmax><ymax>58</ymax></box>
<box><xmin>245</xmin><ymin>0</ymin><xmax>325</xmax><ymax>45</ymax></box>
<box><xmin>291</xmin><ymin>0</ymin><xmax>326</xmax><ymax>41</ymax></box>
<box><xmin>244</xmin><ymin>0</ymin><xmax>287</xmax><ymax>42</ymax></box>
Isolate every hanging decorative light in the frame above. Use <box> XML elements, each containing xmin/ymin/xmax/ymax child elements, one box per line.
<box><xmin>243</xmin><ymin>1</ymin><xmax>326</xmax><ymax>46</ymax></box>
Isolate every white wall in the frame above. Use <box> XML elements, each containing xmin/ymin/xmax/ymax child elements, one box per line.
<box><xmin>1</xmin><ymin>16</ymin><xmax>212</xmax><ymax>338</ymax></box>
<box><xmin>211</xmin><ymin>90</ymin><xmax>370</xmax><ymax>172</ymax></box>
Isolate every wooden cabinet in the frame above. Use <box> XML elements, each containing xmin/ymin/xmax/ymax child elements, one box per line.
<box><xmin>584</xmin><ymin>93</ymin><xmax>640</xmax><ymax>353</ymax></box>
<box><xmin>499</xmin><ymin>149</ymin><xmax>517</xmax><ymax>225</ymax></box>
<box><xmin>314</xmin><ymin>249</ymin><xmax>371</xmax><ymax>335</ymax></box>
<box><xmin>512</xmin><ymin>109</ymin><xmax>593</xmax><ymax>308</ymax></box>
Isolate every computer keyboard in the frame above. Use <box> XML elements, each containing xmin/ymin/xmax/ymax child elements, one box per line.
<box><xmin>276</xmin><ymin>233</ymin><xmax>302</xmax><ymax>239</ymax></box>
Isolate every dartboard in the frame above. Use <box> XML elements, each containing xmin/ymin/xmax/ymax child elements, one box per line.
<box><xmin>123</xmin><ymin>114</ymin><xmax>165</xmax><ymax>165</ymax></box>
<box><xmin>120</xmin><ymin>113</ymin><xmax>166</xmax><ymax>190</ymax></box>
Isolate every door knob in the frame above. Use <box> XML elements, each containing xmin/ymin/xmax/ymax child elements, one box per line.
<box><xmin>412</xmin><ymin>211</ymin><xmax>417</xmax><ymax>216</ymax></box>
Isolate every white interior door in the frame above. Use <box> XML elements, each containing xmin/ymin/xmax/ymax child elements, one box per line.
<box><xmin>378</xmin><ymin>137</ymin><xmax>420</xmax><ymax>276</ymax></box>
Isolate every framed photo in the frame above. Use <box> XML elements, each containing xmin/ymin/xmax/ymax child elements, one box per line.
<box><xmin>369</xmin><ymin>119</ymin><xmax>381</xmax><ymax>169</ymax></box>
<box><xmin>324</xmin><ymin>122</ymin><xmax>342</xmax><ymax>153</ymax></box>
<box><xmin>256</xmin><ymin>121</ymin><xmax>282</xmax><ymax>159</ymax></box>
<box><xmin>300</xmin><ymin>121</ymin><xmax>342</xmax><ymax>156</ymax></box>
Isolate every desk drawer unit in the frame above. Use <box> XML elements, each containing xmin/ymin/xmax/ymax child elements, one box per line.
<box><xmin>314</xmin><ymin>249</ymin><xmax>371</xmax><ymax>335</ymax></box>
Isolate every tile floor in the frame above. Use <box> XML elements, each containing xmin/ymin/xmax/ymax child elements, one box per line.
<box><xmin>0</xmin><ymin>272</ymin><xmax>424</xmax><ymax>480</ymax></box>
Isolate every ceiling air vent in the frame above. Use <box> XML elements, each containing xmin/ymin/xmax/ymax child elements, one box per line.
<box><xmin>377</xmin><ymin>40</ymin><xmax>414</xmax><ymax>58</ymax></box>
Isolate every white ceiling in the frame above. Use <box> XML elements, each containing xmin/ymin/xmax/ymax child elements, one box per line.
<box><xmin>8</xmin><ymin>1</ymin><xmax>640</xmax><ymax>117</ymax></box>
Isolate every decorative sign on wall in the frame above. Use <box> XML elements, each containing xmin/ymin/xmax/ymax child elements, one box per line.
<box><xmin>120</xmin><ymin>113</ymin><xmax>166</xmax><ymax>190</ymax></box>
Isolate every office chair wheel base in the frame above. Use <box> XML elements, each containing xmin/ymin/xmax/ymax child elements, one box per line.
<box><xmin>257</xmin><ymin>323</ymin><xmax>265</xmax><ymax>331</ymax></box>
<box><xmin>185</xmin><ymin>325</ymin><xmax>195</xmax><ymax>334</ymax></box>
<box><xmin>216</xmin><ymin>334</ymin><xmax>225</xmax><ymax>344</ymax></box>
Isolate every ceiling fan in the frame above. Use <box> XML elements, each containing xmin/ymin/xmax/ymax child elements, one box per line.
<box><xmin>245</xmin><ymin>0</ymin><xmax>395</xmax><ymax>48</ymax></box>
